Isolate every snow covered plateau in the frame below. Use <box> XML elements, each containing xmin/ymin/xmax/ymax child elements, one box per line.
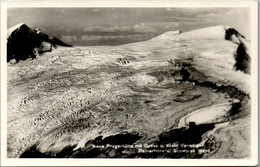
<box><xmin>7</xmin><ymin>25</ymin><xmax>251</xmax><ymax>158</ymax></box>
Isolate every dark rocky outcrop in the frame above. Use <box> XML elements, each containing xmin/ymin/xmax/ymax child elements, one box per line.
<box><xmin>225</xmin><ymin>28</ymin><xmax>245</xmax><ymax>41</ymax></box>
<box><xmin>234</xmin><ymin>43</ymin><xmax>251</xmax><ymax>74</ymax></box>
<box><xmin>225</xmin><ymin>28</ymin><xmax>250</xmax><ymax>74</ymax></box>
<box><xmin>7</xmin><ymin>23</ymin><xmax>72</xmax><ymax>62</ymax></box>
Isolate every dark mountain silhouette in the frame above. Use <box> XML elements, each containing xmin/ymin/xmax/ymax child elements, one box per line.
<box><xmin>225</xmin><ymin>28</ymin><xmax>245</xmax><ymax>41</ymax></box>
<box><xmin>7</xmin><ymin>23</ymin><xmax>72</xmax><ymax>62</ymax></box>
<box><xmin>225</xmin><ymin>28</ymin><xmax>250</xmax><ymax>74</ymax></box>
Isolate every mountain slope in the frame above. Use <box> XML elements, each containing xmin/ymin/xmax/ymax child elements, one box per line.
<box><xmin>7</xmin><ymin>23</ymin><xmax>72</xmax><ymax>62</ymax></box>
<box><xmin>7</xmin><ymin>25</ymin><xmax>251</xmax><ymax>159</ymax></box>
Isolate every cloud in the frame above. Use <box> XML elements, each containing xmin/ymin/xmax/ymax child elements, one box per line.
<box><xmin>195</xmin><ymin>8</ymin><xmax>245</xmax><ymax>20</ymax></box>
<box><xmin>83</xmin><ymin>21</ymin><xmax>180</xmax><ymax>34</ymax></box>
<box><xmin>61</xmin><ymin>35</ymin><xmax>77</xmax><ymax>43</ymax></box>
<box><xmin>8</xmin><ymin>8</ymin><xmax>251</xmax><ymax>45</ymax></box>
<box><xmin>80</xmin><ymin>34</ymin><xmax>151</xmax><ymax>41</ymax></box>
<box><xmin>167</xmin><ymin>16</ymin><xmax>198</xmax><ymax>21</ymax></box>
<box><xmin>193</xmin><ymin>8</ymin><xmax>250</xmax><ymax>38</ymax></box>
<box><xmin>91</xmin><ymin>9</ymin><xmax>100</xmax><ymax>12</ymax></box>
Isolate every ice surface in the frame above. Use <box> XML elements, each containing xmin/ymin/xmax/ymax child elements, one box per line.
<box><xmin>7</xmin><ymin>26</ymin><xmax>251</xmax><ymax>159</ymax></box>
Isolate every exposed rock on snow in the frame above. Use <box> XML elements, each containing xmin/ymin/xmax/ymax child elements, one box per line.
<box><xmin>7</xmin><ymin>22</ymin><xmax>25</xmax><ymax>38</ymax></box>
<box><xmin>7</xmin><ymin>23</ymin><xmax>72</xmax><ymax>62</ymax></box>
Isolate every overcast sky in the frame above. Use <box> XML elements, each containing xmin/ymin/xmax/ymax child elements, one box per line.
<box><xmin>7</xmin><ymin>8</ymin><xmax>250</xmax><ymax>45</ymax></box>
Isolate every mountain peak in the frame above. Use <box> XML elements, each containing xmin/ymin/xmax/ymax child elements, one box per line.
<box><xmin>7</xmin><ymin>23</ymin><xmax>26</xmax><ymax>37</ymax></box>
<box><xmin>149</xmin><ymin>25</ymin><xmax>244</xmax><ymax>41</ymax></box>
<box><xmin>7</xmin><ymin>23</ymin><xmax>72</xmax><ymax>63</ymax></box>
<box><xmin>151</xmin><ymin>25</ymin><xmax>247</xmax><ymax>45</ymax></box>
<box><xmin>176</xmin><ymin>25</ymin><xmax>228</xmax><ymax>40</ymax></box>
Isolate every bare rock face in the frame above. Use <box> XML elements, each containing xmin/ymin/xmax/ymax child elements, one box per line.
<box><xmin>225</xmin><ymin>28</ymin><xmax>251</xmax><ymax>74</ymax></box>
<box><xmin>7</xmin><ymin>25</ymin><xmax>251</xmax><ymax>159</ymax></box>
<box><xmin>7</xmin><ymin>23</ymin><xmax>72</xmax><ymax>63</ymax></box>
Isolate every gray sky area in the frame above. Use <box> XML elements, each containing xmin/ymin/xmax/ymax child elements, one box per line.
<box><xmin>7</xmin><ymin>8</ymin><xmax>250</xmax><ymax>46</ymax></box>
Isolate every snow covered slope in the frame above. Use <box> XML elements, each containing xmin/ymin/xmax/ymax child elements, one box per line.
<box><xmin>7</xmin><ymin>25</ymin><xmax>251</xmax><ymax>159</ymax></box>
<box><xmin>177</xmin><ymin>25</ymin><xmax>226</xmax><ymax>40</ymax></box>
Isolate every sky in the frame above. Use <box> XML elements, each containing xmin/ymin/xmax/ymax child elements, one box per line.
<box><xmin>7</xmin><ymin>8</ymin><xmax>251</xmax><ymax>46</ymax></box>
